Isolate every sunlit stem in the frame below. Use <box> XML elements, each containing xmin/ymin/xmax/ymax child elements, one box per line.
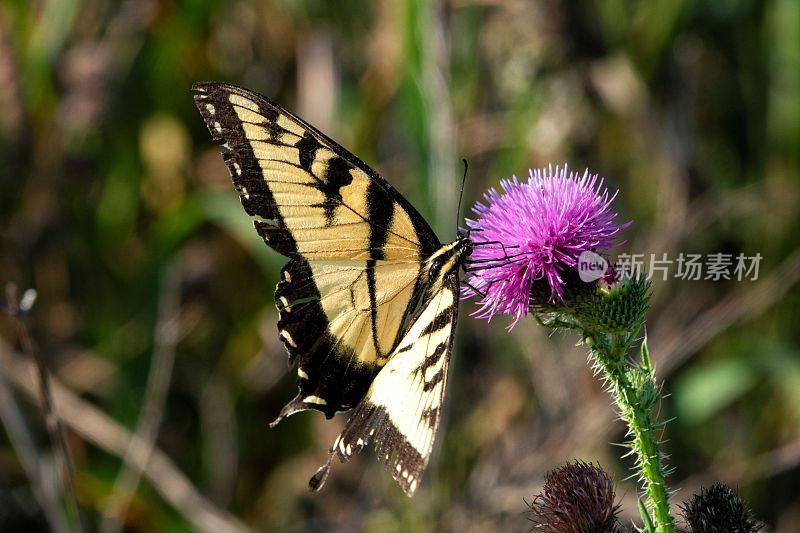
<box><xmin>586</xmin><ymin>332</ymin><xmax>674</xmax><ymax>533</ymax></box>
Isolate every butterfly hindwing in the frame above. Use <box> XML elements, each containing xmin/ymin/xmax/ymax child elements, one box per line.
<box><xmin>271</xmin><ymin>257</ymin><xmax>424</xmax><ymax>418</ymax></box>
<box><xmin>311</xmin><ymin>274</ymin><xmax>459</xmax><ymax>496</ymax></box>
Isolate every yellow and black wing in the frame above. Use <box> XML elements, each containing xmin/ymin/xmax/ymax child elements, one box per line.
<box><xmin>192</xmin><ymin>82</ymin><xmax>441</xmax><ymax>418</ymax></box>
<box><xmin>311</xmin><ymin>274</ymin><xmax>459</xmax><ymax>496</ymax></box>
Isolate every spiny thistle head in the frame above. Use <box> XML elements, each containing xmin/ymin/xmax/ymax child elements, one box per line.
<box><xmin>463</xmin><ymin>165</ymin><xmax>628</xmax><ymax>329</ymax></box>
<box><xmin>571</xmin><ymin>274</ymin><xmax>650</xmax><ymax>333</ymax></box>
<box><xmin>527</xmin><ymin>270</ymin><xmax>650</xmax><ymax>338</ymax></box>
<box><xmin>527</xmin><ymin>460</ymin><xmax>623</xmax><ymax>533</ymax></box>
<box><xmin>680</xmin><ymin>483</ymin><xmax>762</xmax><ymax>533</ymax></box>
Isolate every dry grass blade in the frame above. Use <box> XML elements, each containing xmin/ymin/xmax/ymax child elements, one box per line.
<box><xmin>0</xmin><ymin>370</ymin><xmax>70</xmax><ymax>532</ymax></box>
<box><xmin>3</xmin><ymin>284</ymin><xmax>85</xmax><ymax>532</ymax></box>
<box><xmin>0</xmin><ymin>338</ymin><xmax>251</xmax><ymax>533</ymax></box>
<box><xmin>101</xmin><ymin>259</ymin><xmax>183</xmax><ymax>533</ymax></box>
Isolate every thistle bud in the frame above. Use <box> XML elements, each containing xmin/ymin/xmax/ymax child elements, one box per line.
<box><xmin>680</xmin><ymin>483</ymin><xmax>762</xmax><ymax>533</ymax></box>
<box><xmin>527</xmin><ymin>461</ymin><xmax>623</xmax><ymax>533</ymax></box>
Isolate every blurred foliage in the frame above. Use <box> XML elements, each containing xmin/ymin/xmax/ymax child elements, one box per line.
<box><xmin>0</xmin><ymin>0</ymin><xmax>798</xmax><ymax>531</ymax></box>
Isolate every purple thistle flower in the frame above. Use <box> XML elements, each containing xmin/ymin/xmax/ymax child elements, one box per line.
<box><xmin>463</xmin><ymin>165</ymin><xmax>628</xmax><ymax>329</ymax></box>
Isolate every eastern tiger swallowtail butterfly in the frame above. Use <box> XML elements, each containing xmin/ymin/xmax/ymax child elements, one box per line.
<box><xmin>193</xmin><ymin>82</ymin><xmax>471</xmax><ymax>496</ymax></box>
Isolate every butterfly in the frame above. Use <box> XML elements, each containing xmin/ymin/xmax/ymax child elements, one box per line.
<box><xmin>192</xmin><ymin>82</ymin><xmax>472</xmax><ymax>496</ymax></box>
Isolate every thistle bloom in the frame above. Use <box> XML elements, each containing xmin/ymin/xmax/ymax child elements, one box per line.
<box><xmin>464</xmin><ymin>165</ymin><xmax>628</xmax><ymax>329</ymax></box>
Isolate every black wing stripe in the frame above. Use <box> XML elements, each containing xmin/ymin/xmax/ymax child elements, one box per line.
<box><xmin>421</xmin><ymin>308</ymin><xmax>453</xmax><ymax>337</ymax></box>
<box><xmin>194</xmin><ymin>94</ymin><xmax>299</xmax><ymax>256</ymax></box>
<box><xmin>251</xmin><ymin>155</ymin><xmax>421</xmax><ymax>249</ymax></box>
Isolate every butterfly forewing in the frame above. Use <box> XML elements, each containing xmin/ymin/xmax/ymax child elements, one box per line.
<box><xmin>192</xmin><ymin>82</ymin><xmax>438</xmax><ymax>261</ymax></box>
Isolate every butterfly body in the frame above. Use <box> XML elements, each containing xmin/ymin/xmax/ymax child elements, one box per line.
<box><xmin>193</xmin><ymin>82</ymin><xmax>469</xmax><ymax>496</ymax></box>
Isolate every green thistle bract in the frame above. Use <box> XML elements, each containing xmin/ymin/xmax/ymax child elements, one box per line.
<box><xmin>573</xmin><ymin>274</ymin><xmax>650</xmax><ymax>333</ymax></box>
<box><xmin>527</xmin><ymin>273</ymin><xmax>650</xmax><ymax>335</ymax></box>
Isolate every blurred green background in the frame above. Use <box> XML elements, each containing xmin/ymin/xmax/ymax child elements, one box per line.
<box><xmin>1</xmin><ymin>0</ymin><xmax>799</xmax><ymax>531</ymax></box>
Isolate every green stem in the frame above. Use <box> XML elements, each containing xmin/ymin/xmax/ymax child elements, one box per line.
<box><xmin>588</xmin><ymin>333</ymin><xmax>674</xmax><ymax>533</ymax></box>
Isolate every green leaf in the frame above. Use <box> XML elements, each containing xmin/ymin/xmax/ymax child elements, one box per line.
<box><xmin>641</xmin><ymin>336</ymin><xmax>653</xmax><ymax>373</ymax></box>
<box><xmin>196</xmin><ymin>189</ymin><xmax>280</xmax><ymax>273</ymax></box>
<box><xmin>638</xmin><ymin>498</ymin><xmax>656</xmax><ymax>533</ymax></box>
<box><xmin>674</xmin><ymin>357</ymin><xmax>756</xmax><ymax>425</ymax></box>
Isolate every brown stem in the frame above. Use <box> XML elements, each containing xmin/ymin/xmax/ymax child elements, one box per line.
<box><xmin>4</xmin><ymin>284</ymin><xmax>85</xmax><ymax>532</ymax></box>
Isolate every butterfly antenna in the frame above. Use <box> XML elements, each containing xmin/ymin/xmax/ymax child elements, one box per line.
<box><xmin>456</xmin><ymin>158</ymin><xmax>468</xmax><ymax>235</ymax></box>
<box><xmin>462</xmin><ymin>279</ymin><xmax>486</xmax><ymax>298</ymax></box>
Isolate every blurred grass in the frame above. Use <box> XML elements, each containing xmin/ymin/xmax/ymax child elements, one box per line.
<box><xmin>0</xmin><ymin>0</ymin><xmax>799</xmax><ymax>531</ymax></box>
